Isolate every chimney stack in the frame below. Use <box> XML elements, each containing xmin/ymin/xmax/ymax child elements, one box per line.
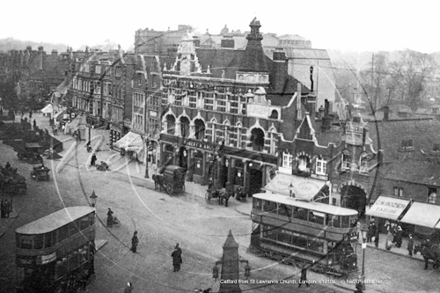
<box><xmin>271</xmin><ymin>48</ymin><xmax>287</xmax><ymax>93</ymax></box>
<box><xmin>310</xmin><ymin>66</ymin><xmax>314</xmax><ymax>92</ymax></box>
<box><xmin>297</xmin><ymin>83</ymin><xmax>302</xmax><ymax>121</ymax></box>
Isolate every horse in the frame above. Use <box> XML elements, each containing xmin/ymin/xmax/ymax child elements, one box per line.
<box><xmin>414</xmin><ymin>242</ymin><xmax>440</xmax><ymax>269</ymax></box>
<box><xmin>152</xmin><ymin>174</ymin><xmax>165</xmax><ymax>192</ymax></box>
<box><xmin>218</xmin><ymin>190</ymin><xmax>233</xmax><ymax>207</ymax></box>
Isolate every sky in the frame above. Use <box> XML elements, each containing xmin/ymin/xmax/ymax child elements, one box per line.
<box><xmin>1</xmin><ymin>0</ymin><xmax>439</xmax><ymax>54</ymax></box>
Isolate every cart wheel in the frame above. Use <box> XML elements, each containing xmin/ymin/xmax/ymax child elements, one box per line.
<box><xmin>205</xmin><ymin>192</ymin><xmax>211</xmax><ymax>204</ymax></box>
<box><xmin>166</xmin><ymin>183</ymin><xmax>174</xmax><ymax>195</ymax></box>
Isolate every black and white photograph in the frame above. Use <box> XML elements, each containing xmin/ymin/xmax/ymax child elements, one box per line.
<box><xmin>0</xmin><ymin>1</ymin><xmax>439</xmax><ymax>292</ymax></box>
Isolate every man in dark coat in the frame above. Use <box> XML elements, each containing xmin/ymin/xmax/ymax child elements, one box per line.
<box><xmin>374</xmin><ymin>229</ymin><xmax>380</xmax><ymax>248</ymax></box>
<box><xmin>107</xmin><ymin>208</ymin><xmax>114</xmax><ymax>227</ymax></box>
<box><xmin>131</xmin><ymin>231</ymin><xmax>139</xmax><ymax>253</ymax></box>
<box><xmin>171</xmin><ymin>243</ymin><xmax>182</xmax><ymax>272</ymax></box>
<box><xmin>298</xmin><ymin>265</ymin><xmax>310</xmax><ymax>288</ymax></box>
<box><xmin>408</xmin><ymin>234</ymin><xmax>414</xmax><ymax>257</ymax></box>
<box><xmin>395</xmin><ymin>226</ymin><xmax>403</xmax><ymax>248</ymax></box>
<box><xmin>91</xmin><ymin>153</ymin><xmax>97</xmax><ymax>166</ymax></box>
<box><xmin>33</xmin><ymin>119</ymin><xmax>37</xmax><ymax>129</ymax></box>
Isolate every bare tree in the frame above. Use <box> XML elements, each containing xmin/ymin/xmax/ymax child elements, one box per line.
<box><xmin>390</xmin><ymin>49</ymin><xmax>437</xmax><ymax>110</ymax></box>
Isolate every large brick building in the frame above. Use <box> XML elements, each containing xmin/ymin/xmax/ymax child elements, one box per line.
<box><xmin>158</xmin><ymin>18</ymin><xmax>311</xmax><ymax>195</ymax></box>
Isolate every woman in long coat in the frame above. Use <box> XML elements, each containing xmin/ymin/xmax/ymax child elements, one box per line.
<box><xmin>395</xmin><ymin>226</ymin><xmax>403</xmax><ymax>248</ymax></box>
<box><xmin>107</xmin><ymin>208</ymin><xmax>114</xmax><ymax>227</ymax></box>
<box><xmin>171</xmin><ymin>243</ymin><xmax>182</xmax><ymax>272</ymax></box>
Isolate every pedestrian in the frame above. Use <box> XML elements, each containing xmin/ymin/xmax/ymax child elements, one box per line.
<box><xmin>395</xmin><ymin>226</ymin><xmax>403</xmax><ymax>248</ymax></box>
<box><xmin>91</xmin><ymin>153</ymin><xmax>97</xmax><ymax>166</ymax></box>
<box><xmin>408</xmin><ymin>234</ymin><xmax>414</xmax><ymax>257</ymax></box>
<box><xmin>124</xmin><ymin>282</ymin><xmax>133</xmax><ymax>293</ymax></box>
<box><xmin>298</xmin><ymin>264</ymin><xmax>310</xmax><ymax>288</ymax></box>
<box><xmin>4</xmin><ymin>199</ymin><xmax>10</xmax><ymax>218</ymax></box>
<box><xmin>386</xmin><ymin>229</ymin><xmax>393</xmax><ymax>250</ymax></box>
<box><xmin>33</xmin><ymin>119</ymin><xmax>37</xmax><ymax>129</ymax></box>
<box><xmin>354</xmin><ymin>280</ymin><xmax>363</xmax><ymax>293</ymax></box>
<box><xmin>29</xmin><ymin>110</ymin><xmax>32</xmax><ymax>119</ymax></box>
<box><xmin>171</xmin><ymin>243</ymin><xmax>183</xmax><ymax>272</ymax></box>
<box><xmin>374</xmin><ymin>229</ymin><xmax>380</xmax><ymax>248</ymax></box>
<box><xmin>131</xmin><ymin>231</ymin><xmax>139</xmax><ymax>253</ymax></box>
<box><xmin>1</xmin><ymin>198</ymin><xmax>5</xmax><ymax>218</ymax></box>
<box><xmin>107</xmin><ymin>208</ymin><xmax>114</xmax><ymax>228</ymax></box>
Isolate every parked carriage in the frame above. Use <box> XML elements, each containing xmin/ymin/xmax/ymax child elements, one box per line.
<box><xmin>30</xmin><ymin>165</ymin><xmax>50</xmax><ymax>181</ymax></box>
<box><xmin>152</xmin><ymin>165</ymin><xmax>186</xmax><ymax>195</ymax></box>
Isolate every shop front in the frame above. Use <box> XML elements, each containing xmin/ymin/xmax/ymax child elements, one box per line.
<box><xmin>400</xmin><ymin>202</ymin><xmax>440</xmax><ymax>236</ymax></box>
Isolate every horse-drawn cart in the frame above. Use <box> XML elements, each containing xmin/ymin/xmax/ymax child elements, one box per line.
<box><xmin>0</xmin><ymin>168</ymin><xmax>27</xmax><ymax>195</ymax></box>
<box><xmin>16</xmin><ymin>143</ymin><xmax>44</xmax><ymax>164</ymax></box>
<box><xmin>30</xmin><ymin>165</ymin><xmax>50</xmax><ymax>181</ymax></box>
<box><xmin>152</xmin><ymin>165</ymin><xmax>186</xmax><ymax>195</ymax></box>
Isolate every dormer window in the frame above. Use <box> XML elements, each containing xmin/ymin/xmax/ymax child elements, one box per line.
<box><xmin>282</xmin><ymin>152</ymin><xmax>293</xmax><ymax>169</ymax></box>
<box><xmin>429</xmin><ymin>187</ymin><xmax>437</xmax><ymax>204</ymax></box>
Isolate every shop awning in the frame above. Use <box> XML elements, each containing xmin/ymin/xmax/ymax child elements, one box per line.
<box><xmin>262</xmin><ymin>173</ymin><xmax>327</xmax><ymax>201</ymax></box>
<box><xmin>41</xmin><ymin>104</ymin><xmax>53</xmax><ymax>114</ymax></box>
<box><xmin>114</xmin><ymin>132</ymin><xmax>143</xmax><ymax>151</ymax></box>
<box><xmin>400</xmin><ymin>202</ymin><xmax>440</xmax><ymax>228</ymax></box>
<box><xmin>365</xmin><ymin>196</ymin><xmax>410</xmax><ymax>220</ymax></box>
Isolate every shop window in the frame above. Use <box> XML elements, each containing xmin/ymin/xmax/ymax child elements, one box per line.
<box><xmin>428</xmin><ymin>187</ymin><xmax>437</xmax><ymax>204</ymax></box>
<box><xmin>394</xmin><ymin>187</ymin><xmax>403</xmax><ymax>197</ymax></box>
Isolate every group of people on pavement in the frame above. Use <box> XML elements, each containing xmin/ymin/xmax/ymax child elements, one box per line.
<box><xmin>1</xmin><ymin>198</ymin><xmax>11</xmax><ymax>218</ymax></box>
<box><xmin>385</xmin><ymin>220</ymin><xmax>404</xmax><ymax>250</ymax></box>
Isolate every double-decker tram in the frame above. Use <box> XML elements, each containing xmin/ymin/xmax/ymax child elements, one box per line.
<box><xmin>15</xmin><ymin>206</ymin><xmax>96</xmax><ymax>293</ymax></box>
<box><xmin>250</xmin><ymin>193</ymin><xmax>359</xmax><ymax>277</ymax></box>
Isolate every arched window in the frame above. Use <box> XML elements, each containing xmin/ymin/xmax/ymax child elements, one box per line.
<box><xmin>341</xmin><ymin>149</ymin><xmax>351</xmax><ymax>170</ymax></box>
<box><xmin>269</xmin><ymin>109</ymin><xmax>279</xmax><ymax>119</ymax></box>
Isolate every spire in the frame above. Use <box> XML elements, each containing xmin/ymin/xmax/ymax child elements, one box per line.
<box><xmin>239</xmin><ymin>18</ymin><xmax>268</xmax><ymax>73</ymax></box>
<box><xmin>223</xmin><ymin>230</ymin><xmax>239</xmax><ymax>248</ymax></box>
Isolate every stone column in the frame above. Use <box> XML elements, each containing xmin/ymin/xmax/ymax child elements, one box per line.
<box><xmin>219</xmin><ymin>230</ymin><xmax>242</xmax><ymax>293</ymax></box>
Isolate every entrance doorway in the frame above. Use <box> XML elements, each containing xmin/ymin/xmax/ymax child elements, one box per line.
<box><xmin>249</xmin><ymin>168</ymin><xmax>263</xmax><ymax>195</ymax></box>
<box><xmin>178</xmin><ymin>147</ymin><xmax>188</xmax><ymax>169</ymax></box>
<box><xmin>341</xmin><ymin>185</ymin><xmax>367</xmax><ymax>217</ymax></box>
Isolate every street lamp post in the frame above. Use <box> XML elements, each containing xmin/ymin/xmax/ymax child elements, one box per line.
<box><xmin>90</xmin><ymin>190</ymin><xmax>98</xmax><ymax>207</ymax></box>
<box><xmin>361</xmin><ymin>229</ymin><xmax>367</xmax><ymax>291</ymax></box>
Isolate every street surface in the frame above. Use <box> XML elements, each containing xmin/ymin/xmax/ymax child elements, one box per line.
<box><xmin>1</xmin><ymin>113</ymin><xmax>440</xmax><ymax>293</ymax></box>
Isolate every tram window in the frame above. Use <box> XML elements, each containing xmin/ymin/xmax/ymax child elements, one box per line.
<box><xmin>253</xmin><ymin>198</ymin><xmax>262</xmax><ymax>210</ymax></box>
<box><xmin>341</xmin><ymin>216</ymin><xmax>350</xmax><ymax>228</ymax></box>
<box><xmin>21</xmin><ymin>236</ymin><xmax>33</xmax><ymax>249</ymax></box>
<box><xmin>330</xmin><ymin>216</ymin><xmax>340</xmax><ymax>227</ymax></box>
<box><xmin>278</xmin><ymin>204</ymin><xmax>292</xmax><ymax>217</ymax></box>
<box><xmin>309</xmin><ymin>212</ymin><xmax>325</xmax><ymax>225</ymax></box>
<box><xmin>33</xmin><ymin>234</ymin><xmax>43</xmax><ymax>249</ymax></box>
<box><xmin>79</xmin><ymin>216</ymin><xmax>89</xmax><ymax>230</ymax></box>
<box><xmin>58</xmin><ymin>225</ymin><xmax>69</xmax><ymax>242</ymax></box>
<box><xmin>69</xmin><ymin>221</ymin><xmax>80</xmax><ymax>236</ymax></box>
<box><xmin>44</xmin><ymin>232</ymin><xmax>54</xmax><ymax>248</ymax></box>
<box><xmin>278</xmin><ymin>230</ymin><xmax>292</xmax><ymax>244</ymax></box>
<box><xmin>263</xmin><ymin>200</ymin><xmax>277</xmax><ymax>213</ymax></box>
<box><xmin>308</xmin><ymin>239</ymin><xmax>324</xmax><ymax>253</ymax></box>
<box><xmin>89</xmin><ymin>213</ymin><xmax>95</xmax><ymax>225</ymax></box>
<box><xmin>292</xmin><ymin>233</ymin><xmax>307</xmax><ymax>247</ymax></box>
<box><xmin>292</xmin><ymin>207</ymin><xmax>308</xmax><ymax>221</ymax></box>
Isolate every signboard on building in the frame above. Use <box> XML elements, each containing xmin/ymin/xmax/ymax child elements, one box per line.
<box><xmin>37</xmin><ymin>252</ymin><xmax>57</xmax><ymax>265</ymax></box>
<box><xmin>366</xmin><ymin>196</ymin><xmax>410</xmax><ymax>220</ymax></box>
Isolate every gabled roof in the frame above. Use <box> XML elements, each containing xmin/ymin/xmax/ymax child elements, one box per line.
<box><xmin>382</xmin><ymin>159</ymin><xmax>440</xmax><ymax>186</ymax></box>
<box><xmin>195</xmin><ymin>48</ymin><xmax>244</xmax><ymax>79</ymax></box>
<box><xmin>368</xmin><ymin>119</ymin><xmax>440</xmax><ymax>162</ymax></box>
